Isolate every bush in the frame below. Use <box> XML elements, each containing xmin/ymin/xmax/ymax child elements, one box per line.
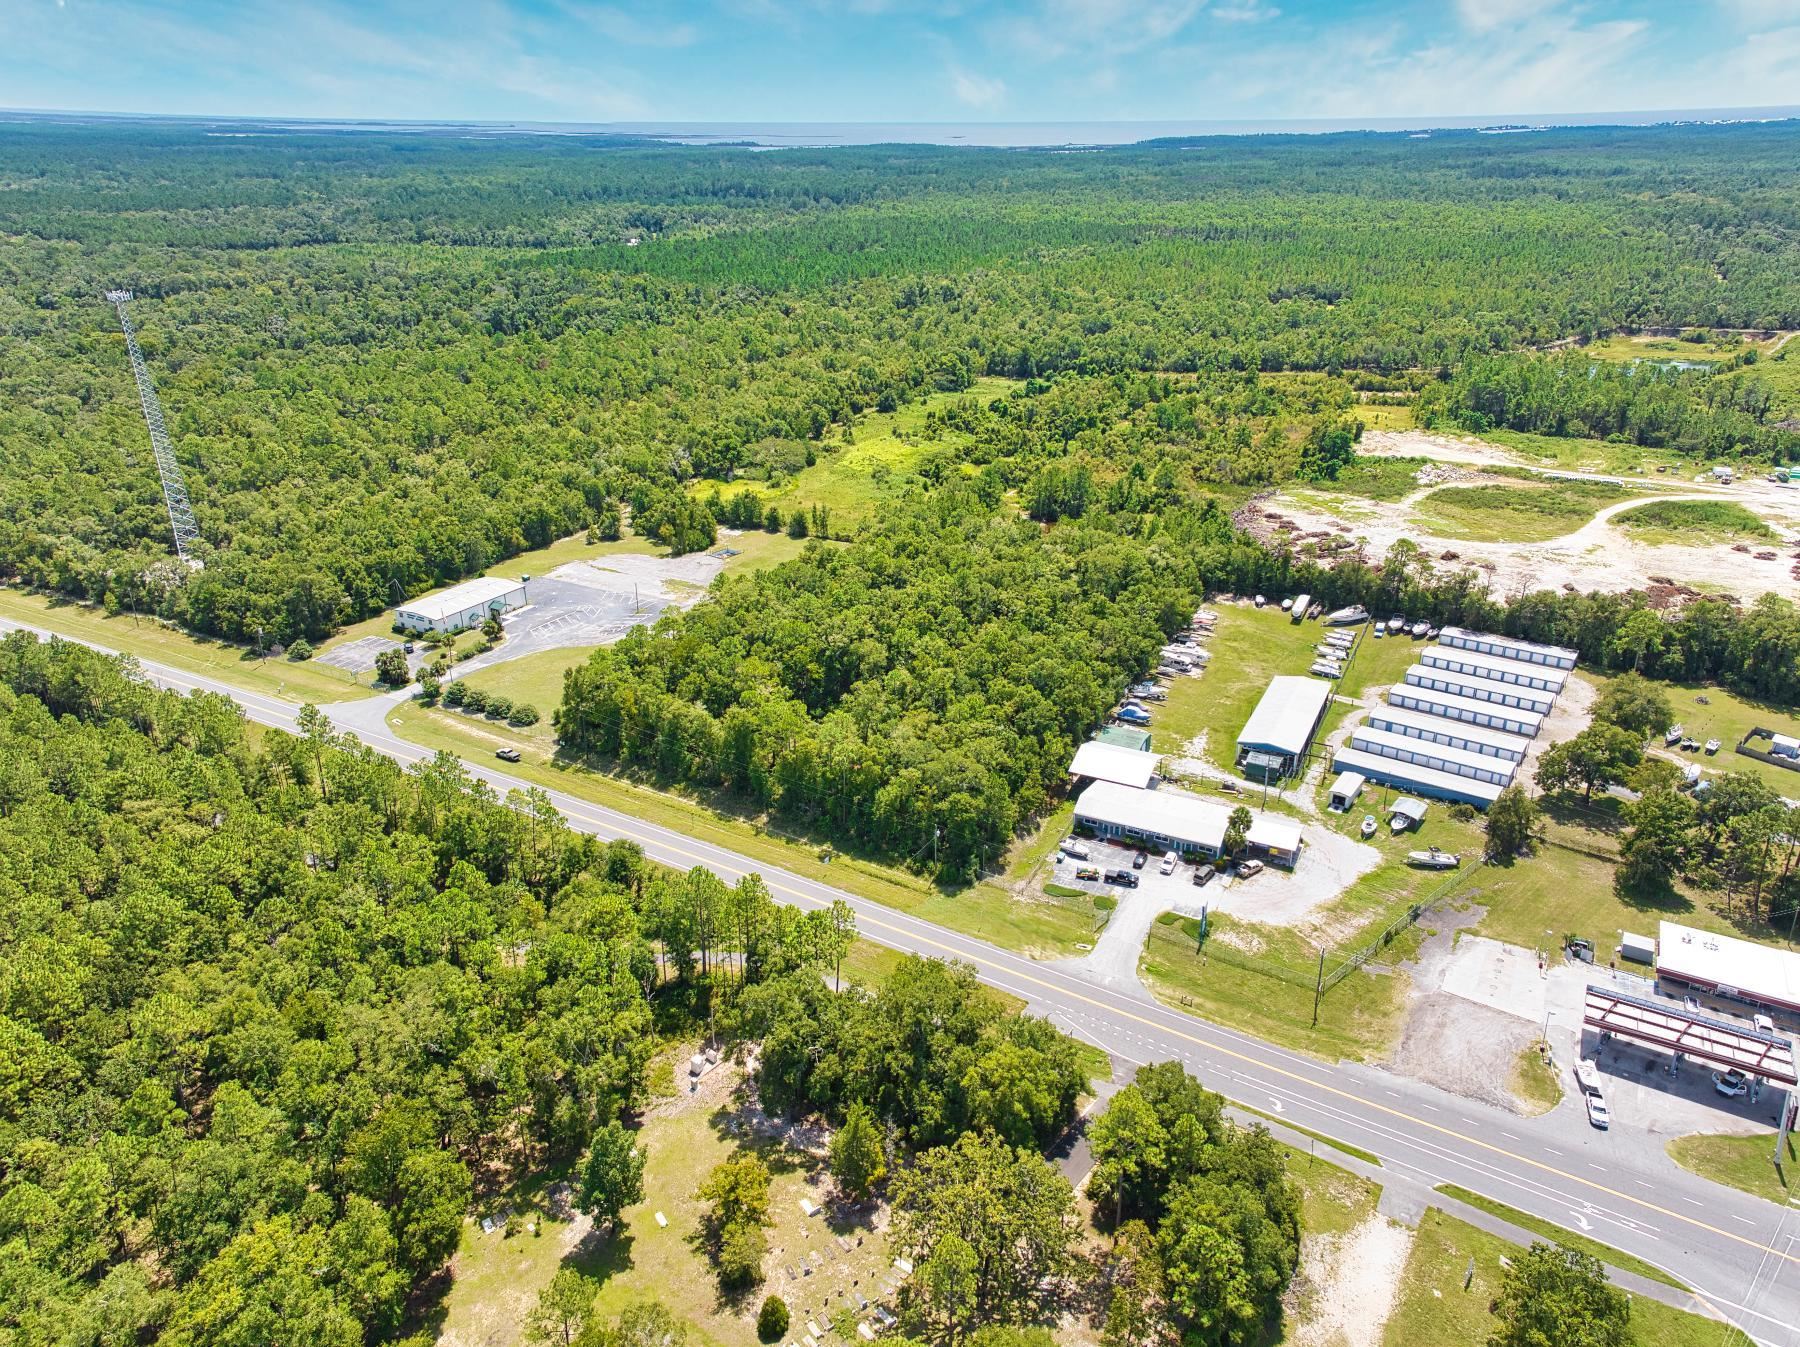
<box><xmin>287</xmin><ymin>638</ymin><xmax>312</xmax><ymax>661</ymax></box>
<box><xmin>718</xmin><ymin>1221</ymin><xmax>766</xmax><ymax>1289</ymax></box>
<box><xmin>757</xmin><ymin>1296</ymin><xmax>789</xmax><ymax>1342</ymax></box>
<box><xmin>374</xmin><ymin>648</ymin><xmax>411</xmax><ymax>687</ymax></box>
<box><xmin>462</xmin><ymin>687</ymin><xmax>490</xmax><ymax>713</ymax></box>
<box><xmin>1448</xmin><ymin>802</ymin><xmax>1478</xmax><ymax>822</ymax></box>
<box><xmin>508</xmin><ymin>703</ymin><xmax>540</xmax><ymax>727</ymax></box>
<box><xmin>443</xmin><ymin>680</ymin><xmax>467</xmax><ymax>707</ymax></box>
<box><xmin>417</xmin><ymin>674</ymin><xmax>441</xmax><ymax>705</ymax></box>
<box><xmin>485</xmin><ymin>694</ymin><xmax>514</xmax><ymax>720</ymax></box>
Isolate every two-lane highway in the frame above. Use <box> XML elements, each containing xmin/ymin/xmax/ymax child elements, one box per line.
<box><xmin>6</xmin><ymin>616</ymin><xmax>1797</xmax><ymax>1344</ymax></box>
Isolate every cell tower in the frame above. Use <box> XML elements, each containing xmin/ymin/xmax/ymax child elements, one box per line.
<box><xmin>105</xmin><ymin>290</ymin><xmax>203</xmax><ymax>565</ymax></box>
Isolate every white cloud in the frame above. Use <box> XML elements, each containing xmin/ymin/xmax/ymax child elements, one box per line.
<box><xmin>559</xmin><ymin>4</ymin><xmax>701</xmax><ymax>47</ymax></box>
<box><xmin>1000</xmin><ymin>0</ymin><xmax>1209</xmax><ymax>62</ymax></box>
<box><xmin>1455</xmin><ymin>0</ymin><xmax>1558</xmax><ymax>34</ymax></box>
<box><xmin>949</xmin><ymin>63</ymin><xmax>1008</xmax><ymax>107</ymax></box>
<box><xmin>1210</xmin><ymin>1</ymin><xmax>1279</xmax><ymax>22</ymax></box>
<box><xmin>1713</xmin><ymin>0</ymin><xmax>1800</xmax><ymax>24</ymax></box>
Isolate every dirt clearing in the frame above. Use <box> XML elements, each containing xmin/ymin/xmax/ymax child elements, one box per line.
<box><xmin>1291</xmin><ymin>1215</ymin><xmax>1414</xmax><ymax>1347</ymax></box>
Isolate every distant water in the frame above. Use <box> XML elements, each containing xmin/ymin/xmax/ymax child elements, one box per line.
<box><xmin>7</xmin><ymin>107</ymin><xmax>1800</xmax><ymax>148</ymax></box>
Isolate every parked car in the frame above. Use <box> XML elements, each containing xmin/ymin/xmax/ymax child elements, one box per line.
<box><xmin>1192</xmin><ymin>866</ymin><xmax>1215</xmax><ymax>887</ymax></box>
<box><xmin>1574</xmin><ymin>1059</ymin><xmax>1602</xmax><ymax>1095</ymax></box>
<box><xmin>1159</xmin><ymin>850</ymin><xmax>1179</xmax><ymax>875</ymax></box>
<box><xmin>495</xmin><ymin>747</ymin><xmax>522</xmax><ymax>762</ymax></box>
<box><xmin>403</xmin><ymin>642</ymin><xmax>416</xmax><ymax>653</ymax></box>
<box><xmin>1105</xmin><ymin>869</ymin><xmax>1140</xmax><ymax>888</ymax></box>
<box><xmin>1075</xmin><ymin>866</ymin><xmax>1101</xmax><ymax>881</ymax></box>
<box><xmin>1235</xmin><ymin>859</ymin><xmax>1264</xmax><ymax>878</ymax></box>
<box><xmin>1132</xmin><ymin>850</ymin><xmax>1148</xmax><ymax>869</ymax></box>
<box><xmin>1585</xmin><ymin>1092</ymin><xmax>1611</xmax><ymax>1129</ymax></box>
<box><xmin>1059</xmin><ymin>838</ymin><xmax>1091</xmax><ymax>860</ymax></box>
<box><xmin>1714</xmin><ymin>1069</ymin><xmax>1750</xmax><ymax>1098</ymax></box>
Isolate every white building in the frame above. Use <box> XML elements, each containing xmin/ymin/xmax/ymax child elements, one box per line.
<box><xmin>1348</xmin><ymin>726</ymin><xmax>1517</xmax><ymax>788</ymax></box>
<box><xmin>1403</xmin><ymin>666</ymin><xmax>1557</xmax><ymax>716</ymax></box>
<box><xmin>1420</xmin><ymin>645</ymin><xmax>1569</xmax><ymax>694</ymax></box>
<box><xmin>1236</xmin><ymin>676</ymin><xmax>1334</xmax><ymax>779</ymax></box>
<box><xmin>1073</xmin><ymin>780</ymin><xmax>1231</xmax><ymax>856</ymax></box>
<box><xmin>1386</xmin><ymin>683</ymin><xmax>1545</xmax><ymax>738</ymax></box>
<box><xmin>1327</xmin><ymin>770</ymin><xmax>1365</xmax><ymax>810</ymax></box>
<box><xmin>395</xmin><ymin>576</ymin><xmax>528</xmax><ymax>634</ymax></box>
<box><xmin>1331</xmin><ymin>745</ymin><xmax>1507</xmax><ymax>807</ymax></box>
<box><xmin>1656</xmin><ymin>920</ymin><xmax>1800</xmax><ymax>1016</ymax></box>
<box><xmin>1437</xmin><ymin>627</ymin><xmax>1577</xmax><ymax>670</ymax></box>
<box><xmin>1246</xmin><ymin>815</ymin><xmax>1302</xmax><ymax>867</ymax></box>
<box><xmin>1068</xmin><ymin>741</ymin><xmax>1159</xmax><ymax>791</ymax></box>
<box><xmin>1365</xmin><ymin>706</ymin><xmax>1530</xmax><ymax>763</ymax></box>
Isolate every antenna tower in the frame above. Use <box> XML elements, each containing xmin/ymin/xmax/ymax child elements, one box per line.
<box><xmin>105</xmin><ymin>290</ymin><xmax>202</xmax><ymax>564</ymax></box>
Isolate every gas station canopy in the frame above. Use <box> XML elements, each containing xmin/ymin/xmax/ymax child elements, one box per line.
<box><xmin>1583</xmin><ymin>984</ymin><xmax>1797</xmax><ymax>1086</ymax></box>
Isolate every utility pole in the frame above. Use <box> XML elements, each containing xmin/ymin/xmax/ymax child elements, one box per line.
<box><xmin>1311</xmin><ymin>946</ymin><xmax>1326</xmax><ymax>1027</ymax></box>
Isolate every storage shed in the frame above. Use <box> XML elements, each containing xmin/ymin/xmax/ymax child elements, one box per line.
<box><xmin>1402</xmin><ymin>666</ymin><xmax>1556</xmax><ymax>716</ymax></box>
<box><xmin>1437</xmin><ymin>627</ymin><xmax>1578</xmax><ymax>670</ymax></box>
<box><xmin>1421</xmin><ymin>645</ymin><xmax>1569</xmax><ymax>694</ymax></box>
<box><xmin>1095</xmin><ymin>725</ymin><xmax>1152</xmax><ymax>753</ymax></box>
<box><xmin>1246</xmin><ymin>815</ymin><xmax>1302</xmax><ymax>868</ymax></box>
<box><xmin>1236</xmin><ymin>676</ymin><xmax>1334</xmax><ymax>780</ymax></box>
<box><xmin>1328</xmin><ymin>771</ymin><xmax>1365</xmax><ymax>810</ymax></box>
<box><xmin>1333</xmin><ymin>745</ymin><xmax>1506</xmax><ymax>807</ymax></box>
<box><xmin>1619</xmin><ymin>932</ymin><xmax>1656</xmax><ymax>965</ymax></box>
<box><xmin>1068</xmin><ymin>741</ymin><xmax>1159</xmax><ymax>790</ymax></box>
<box><xmin>1386</xmin><ymin>683</ymin><xmax>1545</xmax><ymax>738</ymax></box>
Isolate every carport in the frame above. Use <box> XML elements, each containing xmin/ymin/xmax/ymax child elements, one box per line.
<box><xmin>1583</xmin><ymin>984</ymin><xmax>1798</xmax><ymax>1159</ymax></box>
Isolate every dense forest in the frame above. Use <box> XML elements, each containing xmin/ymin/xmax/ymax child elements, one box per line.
<box><xmin>4</xmin><ymin>121</ymin><xmax>1800</xmax><ymax>645</ymax></box>
<box><xmin>0</xmin><ymin>633</ymin><xmax>929</xmax><ymax>1345</ymax></box>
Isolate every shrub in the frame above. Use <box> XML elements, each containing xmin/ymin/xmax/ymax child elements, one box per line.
<box><xmin>461</xmin><ymin>687</ymin><xmax>490</xmax><ymax>713</ymax></box>
<box><xmin>485</xmin><ymin>694</ymin><xmax>514</xmax><ymax>720</ymax></box>
<box><xmin>508</xmin><ymin>703</ymin><xmax>540</xmax><ymax>727</ymax></box>
<box><xmin>374</xmin><ymin>648</ymin><xmax>411</xmax><ymax>687</ymax></box>
<box><xmin>417</xmin><ymin>674</ymin><xmax>441</xmax><ymax>704</ymax></box>
<box><xmin>757</xmin><ymin>1296</ymin><xmax>789</xmax><ymax>1342</ymax></box>
<box><xmin>287</xmin><ymin>638</ymin><xmax>312</xmax><ymax>661</ymax></box>
<box><xmin>443</xmin><ymin>680</ymin><xmax>467</xmax><ymax>707</ymax></box>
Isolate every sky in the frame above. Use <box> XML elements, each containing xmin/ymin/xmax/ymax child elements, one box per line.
<box><xmin>3</xmin><ymin>0</ymin><xmax>1800</xmax><ymax>127</ymax></box>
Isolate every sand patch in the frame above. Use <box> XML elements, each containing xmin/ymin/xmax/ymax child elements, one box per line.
<box><xmin>1290</xmin><ymin>1215</ymin><xmax>1415</xmax><ymax>1347</ymax></box>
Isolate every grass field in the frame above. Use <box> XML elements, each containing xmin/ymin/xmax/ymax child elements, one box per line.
<box><xmin>1409</xmin><ymin>479</ymin><xmax>1634</xmax><ymax>543</ymax></box>
<box><xmin>687</xmin><ymin>377</ymin><xmax>1019</xmax><ymax>530</ymax></box>
<box><xmin>1383</xmin><ymin>1208</ymin><xmax>1748</xmax><ymax>1347</ymax></box>
<box><xmin>1475</xmin><ymin>428</ymin><xmax>1703</xmax><ymax>478</ymax></box>
<box><xmin>387</xmin><ymin>702</ymin><xmax>1098</xmax><ymax>958</ymax></box>
<box><xmin>1432</xmin><ymin>1185</ymin><xmax>1682</xmax><ymax>1289</ymax></box>
<box><xmin>0</xmin><ymin>586</ymin><xmax>377</xmax><ymax>702</ymax></box>
<box><xmin>1622</xmin><ymin>676</ymin><xmax>1800</xmax><ymax>800</ymax></box>
<box><xmin>1665</xmin><ymin>1131</ymin><xmax>1797</xmax><ymax>1205</ymax></box>
<box><xmin>1156</xmin><ymin>603</ymin><xmax>1331</xmax><ymax>771</ymax></box>
<box><xmin>1612</xmin><ymin>499</ymin><xmax>1778</xmax><ymax>545</ymax></box>
<box><xmin>1510</xmin><ymin>1044</ymin><xmax>1563</xmax><ymax>1116</ymax></box>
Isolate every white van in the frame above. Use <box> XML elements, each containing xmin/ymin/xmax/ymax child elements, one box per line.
<box><xmin>1159</xmin><ymin>850</ymin><xmax>1179</xmax><ymax>875</ymax></box>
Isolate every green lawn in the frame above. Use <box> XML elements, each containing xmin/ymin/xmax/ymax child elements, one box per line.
<box><xmin>0</xmin><ymin>586</ymin><xmax>377</xmax><ymax>702</ymax></box>
<box><xmin>1239</xmin><ymin>1105</ymin><xmax>1382</xmax><ymax>1168</ymax></box>
<box><xmin>1409</xmin><ymin>479</ymin><xmax>1634</xmax><ymax>543</ymax></box>
<box><xmin>1621</xmin><ymin>676</ymin><xmax>1800</xmax><ymax>799</ymax></box>
<box><xmin>1612</xmin><ymin>500</ymin><xmax>1777</xmax><ymax>545</ymax></box>
<box><xmin>1666</xmin><ymin>1131</ymin><xmax>1797</xmax><ymax>1206</ymax></box>
<box><xmin>1157</xmin><ymin>603</ymin><xmax>1333</xmax><ymax>769</ymax></box>
<box><xmin>387</xmin><ymin>702</ymin><xmax>1097</xmax><ymax>959</ymax></box>
<box><xmin>1384</xmin><ymin>1208</ymin><xmax>1748</xmax><ymax>1347</ymax></box>
<box><xmin>1432</xmin><ymin>1185</ymin><xmax>1682</xmax><ymax>1289</ymax></box>
<box><xmin>1510</xmin><ymin>1044</ymin><xmax>1563</xmax><ymax>1116</ymax></box>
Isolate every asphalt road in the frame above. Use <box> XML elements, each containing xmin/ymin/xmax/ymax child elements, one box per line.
<box><xmin>6</xmin><ymin>615</ymin><xmax>1799</xmax><ymax>1344</ymax></box>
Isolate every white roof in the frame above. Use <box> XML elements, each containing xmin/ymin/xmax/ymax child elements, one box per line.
<box><xmin>1237</xmin><ymin>676</ymin><xmax>1334</xmax><ymax>757</ymax></box>
<box><xmin>1068</xmin><ymin>741</ymin><xmax>1158</xmax><ymax>790</ymax></box>
<box><xmin>1772</xmin><ymin>734</ymin><xmax>1800</xmax><ymax>753</ymax></box>
<box><xmin>1338</xmin><ymin>746</ymin><xmax>1510</xmax><ymax>805</ymax></box>
<box><xmin>1439</xmin><ymin>626</ymin><xmax>1578</xmax><ymax>665</ymax></box>
<box><xmin>1657</xmin><ymin>920</ymin><xmax>1800</xmax><ymax>1012</ymax></box>
<box><xmin>1352</xmin><ymin>726</ymin><xmax>1522</xmax><ymax>779</ymax></box>
<box><xmin>1404</xmin><ymin>665</ymin><xmax>1557</xmax><ymax>713</ymax></box>
<box><xmin>1391</xmin><ymin>795</ymin><xmax>1430</xmax><ymax>820</ymax></box>
<box><xmin>1073</xmin><ymin>781</ymin><xmax>1230</xmax><ymax>852</ymax></box>
<box><xmin>1329</xmin><ymin>770</ymin><xmax>1365</xmax><ymax>798</ymax></box>
<box><xmin>1422</xmin><ymin>645</ymin><xmax>1569</xmax><ymax>691</ymax></box>
<box><xmin>1388</xmin><ymin>683</ymin><xmax>1546</xmax><ymax>734</ymax></box>
<box><xmin>1247</xmin><ymin>815</ymin><xmax>1302</xmax><ymax>854</ymax></box>
<box><xmin>1368</xmin><ymin>705</ymin><xmax>1531</xmax><ymax>758</ymax></box>
<box><xmin>397</xmin><ymin>575</ymin><xmax>523</xmax><ymax>623</ymax></box>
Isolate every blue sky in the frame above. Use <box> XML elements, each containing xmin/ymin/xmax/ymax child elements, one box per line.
<box><xmin>4</xmin><ymin>0</ymin><xmax>1799</xmax><ymax>125</ymax></box>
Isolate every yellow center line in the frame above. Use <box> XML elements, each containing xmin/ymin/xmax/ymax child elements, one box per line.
<box><xmin>85</xmin><ymin>639</ymin><xmax>1800</xmax><ymax>1274</ymax></box>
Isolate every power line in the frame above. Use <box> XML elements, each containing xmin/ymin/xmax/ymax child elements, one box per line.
<box><xmin>104</xmin><ymin>290</ymin><xmax>202</xmax><ymax>566</ymax></box>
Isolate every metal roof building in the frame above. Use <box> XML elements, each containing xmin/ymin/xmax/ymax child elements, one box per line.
<box><xmin>1247</xmin><ymin>815</ymin><xmax>1303</xmax><ymax>867</ymax></box>
<box><xmin>1068</xmin><ymin>741</ymin><xmax>1159</xmax><ymax>790</ymax></box>
<box><xmin>1656</xmin><ymin>920</ymin><xmax>1800</xmax><ymax>1016</ymax></box>
<box><xmin>1387</xmin><ymin>683</ymin><xmax>1545</xmax><ymax>739</ymax></box>
<box><xmin>1073</xmin><ymin>781</ymin><xmax>1231</xmax><ymax>856</ymax></box>
<box><xmin>1421</xmin><ymin>645</ymin><xmax>1569</xmax><ymax>694</ymax></box>
<box><xmin>1365</xmin><ymin>706</ymin><xmax>1530</xmax><ymax>763</ymax></box>
<box><xmin>1328</xmin><ymin>771</ymin><xmax>1365</xmax><ymax>810</ymax></box>
<box><xmin>1403</xmin><ymin>666</ymin><xmax>1557</xmax><ymax>716</ymax></box>
<box><xmin>1348</xmin><ymin>726</ymin><xmax>1519</xmax><ymax>788</ymax></box>
<box><xmin>1438</xmin><ymin>627</ymin><xmax>1578</xmax><ymax>670</ymax></box>
<box><xmin>1331</xmin><ymin>745</ymin><xmax>1507</xmax><ymax>807</ymax></box>
<box><xmin>1236</xmin><ymin>676</ymin><xmax>1334</xmax><ymax>779</ymax></box>
<box><xmin>1094</xmin><ymin>725</ymin><xmax>1152</xmax><ymax>753</ymax></box>
<box><xmin>395</xmin><ymin>576</ymin><xmax>527</xmax><ymax>633</ymax></box>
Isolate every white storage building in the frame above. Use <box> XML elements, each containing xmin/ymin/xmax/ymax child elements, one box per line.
<box><xmin>1068</xmin><ymin>741</ymin><xmax>1159</xmax><ymax>791</ymax></box>
<box><xmin>1236</xmin><ymin>676</ymin><xmax>1334</xmax><ymax>779</ymax></box>
<box><xmin>1421</xmin><ymin>645</ymin><xmax>1569</xmax><ymax>694</ymax></box>
<box><xmin>1387</xmin><ymin>683</ymin><xmax>1545</xmax><ymax>739</ymax></box>
<box><xmin>1348</xmin><ymin>726</ymin><xmax>1518</xmax><ymax>788</ymax></box>
<box><xmin>1328</xmin><ymin>771</ymin><xmax>1365</xmax><ymax>810</ymax></box>
<box><xmin>396</xmin><ymin>576</ymin><xmax>528</xmax><ymax>634</ymax></box>
<box><xmin>1073</xmin><ymin>781</ymin><xmax>1231</xmax><ymax>857</ymax></box>
<box><xmin>1246</xmin><ymin>815</ymin><xmax>1303</xmax><ymax>867</ymax></box>
<box><xmin>1403</xmin><ymin>665</ymin><xmax>1557</xmax><ymax>716</ymax></box>
<box><xmin>1331</xmin><ymin>745</ymin><xmax>1507</xmax><ymax>807</ymax></box>
<box><xmin>1438</xmin><ymin>627</ymin><xmax>1577</xmax><ymax>670</ymax></box>
<box><xmin>1365</xmin><ymin>706</ymin><xmax>1529</xmax><ymax>763</ymax></box>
